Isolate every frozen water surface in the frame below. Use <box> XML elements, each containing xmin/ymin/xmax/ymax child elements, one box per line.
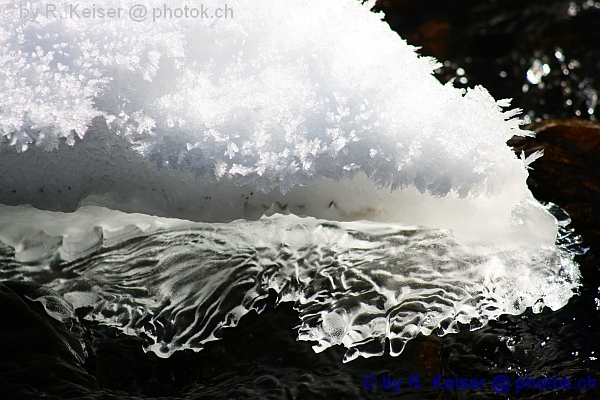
<box><xmin>0</xmin><ymin>0</ymin><xmax>582</xmax><ymax>360</ymax></box>
<box><xmin>0</xmin><ymin>205</ymin><xmax>580</xmax><ymax>362</ymax></box>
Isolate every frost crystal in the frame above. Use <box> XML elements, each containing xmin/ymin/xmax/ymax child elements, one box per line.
<box><xmin>1</xmin><ymin>0</ymin><xmax>528</xmax><ymax>195</ymax></box>
<box><xmin>0</xmin><ymin>0</ymin><xmax>553</xmax><ymax>245</ymax></box>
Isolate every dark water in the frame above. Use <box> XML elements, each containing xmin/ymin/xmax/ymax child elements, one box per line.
<box><xmin>2</xmin><ymin>1</ymin><xmax>600</xmax><ymax>399</ymax></box>
<box><xmin>375</xmin><ymin>0</ymin><xmax>600</xmax><ymax>122</ymax></box>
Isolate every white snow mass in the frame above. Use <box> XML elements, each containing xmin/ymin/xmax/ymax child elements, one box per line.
<box><xmin>0</xmin><ymin>0</ymin><xmax>582</xmax><ymax>361</ymax></box>
<box><xmin>0</xmin><ymin>0</ymin><xmax>555</xmax><ymax>243</ymax></box>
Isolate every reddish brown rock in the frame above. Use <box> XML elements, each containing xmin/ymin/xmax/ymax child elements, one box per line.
<box><xmin>509</xmin><ymin>119</ymin><xmax>600</xmax><ymax>248</ymax></box>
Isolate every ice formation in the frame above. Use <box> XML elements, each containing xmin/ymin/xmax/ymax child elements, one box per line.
<box><xmin>0</xmin><ymin>205</ymin><xmax>581</xmax><ymax>362</ymax></box>
<box><xmin>0</xmin><ymin>0</ymin><xmax>556</xmax><ymax>243</ymax></box>
<box><xmin>0</xmin><ymin>0</ymin><xmax>582</xmax><ymax>360</ymax></box>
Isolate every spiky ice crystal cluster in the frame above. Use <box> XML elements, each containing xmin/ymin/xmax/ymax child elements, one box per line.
<box><xmin>2</xmin><ymin>0</ymin><xmax>531</xmax><ymax>198</ymax></box>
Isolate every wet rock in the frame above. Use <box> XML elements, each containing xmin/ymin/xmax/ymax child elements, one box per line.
<box><xmin>0</xmin><ymin>282</ymin><xmax>100</xmax><ymax>398</ymax></box>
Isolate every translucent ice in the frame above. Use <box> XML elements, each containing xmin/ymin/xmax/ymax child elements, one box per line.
<box><xmin>0</xmin><ymin>206</ymin><xmax>581</xmax><ymax>362</ymax></box>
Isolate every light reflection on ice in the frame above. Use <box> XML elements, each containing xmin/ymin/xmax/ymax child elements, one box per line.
<box><xmin>0</xmin><ymin>206</ymin><xmax>584</xmax><ymax>362</ymax></box>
